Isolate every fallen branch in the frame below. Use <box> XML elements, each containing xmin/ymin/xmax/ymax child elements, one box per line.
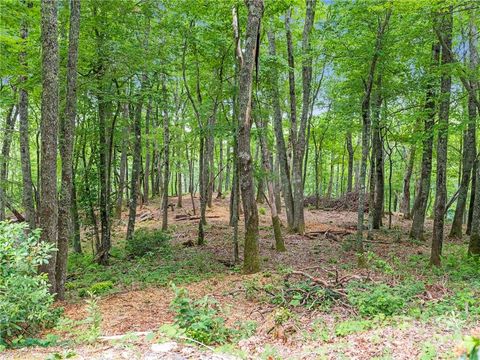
<box><xmin>175</xmin><ymin>215</ymin><xmax>221</xmax><ymax>221</ymax></box>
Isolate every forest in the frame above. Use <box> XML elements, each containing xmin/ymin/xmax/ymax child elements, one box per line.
<box><xmin>0</xmin><ymin>0</ymin><xmax>479</xmax><ymax>358</ymax></box>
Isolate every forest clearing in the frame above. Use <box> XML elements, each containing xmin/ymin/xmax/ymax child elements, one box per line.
<box><xmin>3</xmin><ymin>196</ymin><xmax>480</xmax><ymax>359</ymax></box>
<box><xmin>1</xmin><ymin>0</ymin><xmax>480</xmax><ymax>359</ymax></box>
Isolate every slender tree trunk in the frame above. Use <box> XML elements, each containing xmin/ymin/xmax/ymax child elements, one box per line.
<box><xmin>56</xmin><ymin>0</ymin><xmax>80</xmax><ymax>300</ymax></box>
<box><xmin>38</xmin><ymin>0</ymin><xmax>59</xmax><ymax>291</ymax></box>
<box><xmin>126</xmin><ymin>94</ymin><xmax>143</xmax><ymax>240</ymax></box>
<box><xmin>327</xmin><ymin>153</ymin><xmax>334</xmax><ymax>198</ymax></box>
<box><xmin>357</xmin><ymin>9</ymin><xmax>391</xmax><ymax>253</ymax></box>
<box><xmin>143</xmin><ymin>98</ymin><xmax>151</xmax><ymax>205</ymax></box>
<box><xmin>115</xmin><ymin>104</ymin><xmax>129</xmax><ymax>218</ymax></box>
<box><xmin>237</xmin><ymin>0</ymin><xmax>263</xmax><ymax>274</ymax></box>
<box><xmin>71</xmin><ymin>175</ymin><xmax>81</xmax><ymax>254</ymax></box>
<box><xmin>371</xmin><ymin>77</ymin><xmax>383</xmax><ymax>230</ymax></box>
<box><xmin>288</xmin><ymin>0</ymin><xmax>317</xmax><ymax>235</ymax></box>
<box><xmin>255</xmin><ymin>114</ymin><xmax>285</xmax><ymax>251</ymax></box>
<box><xmin>467</xmin><ymin>159</ymin><xmax>477</xmax><ymax>235</ymax></box>
<box><xmin>450</xmin><ymin>10</ymin><xmax>478</xmax><ymax>239</ymax></box>
<box><xmin>273</xmin><ymin>155</ymin><xmax>282</xmax><ymax>213</ymax></box>
<box><xmin>162</xmin><ymin>80</ymin><xmax>170</xmax><ymax>231</ymax></box>
<box><xmin>431</xmin><ymin>8</ymin><xmax>453</xmax><ymax>266</ymax></box>
<box><xmin>469</xmin><ymin>158</ymin><xmax>480</xmax><ymax>255</ymax></box>
<box><xmin>177</xmin><ymin>166</ymin><xmax>183</xmax><ymax>208</ymax></box>
<box><xmin>0</xmin><ymin>104</ymin><xmax>17</xmax><ymax>222</ymax></box>
<box><xmin>346</xmin><ymin>131</ymin><xmax>354</xmax><ymax>193</ymax></box>
<box><xmin>267</xmin><ymin>30</ymin><xmax>294</xmax><ymax>230</ymax></box>
<box><xmin>401</xmin><ymin>146</ymin><xmax>416</xmax><ymax>218</ymax></box>
<box><xmin>19</xmin><ymin>28</ymin><xmax>36</xmax><ymax>229</ymax></box>
<box><xmin>217</xmin><ymin>141</ymin><xmax>223</xmax><ymax>198</ymax></box>
<box><xmin>410</xmin><ymin>42</ymin><xmax>440</xmax><ymax>241</ymax></box>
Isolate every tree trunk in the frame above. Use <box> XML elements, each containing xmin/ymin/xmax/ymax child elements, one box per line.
<box><xmin>401</xmin><ymin>146</ymin><xmax>416</xmax><ymax>218</ymax></box>
<box><xmin>162</xmin><ymin>80</ymin><xmax>170</xmax><ymax>231</ymax></box>
<box><xmin>255</xmin><ymin>114</ymin><xmax>285</xmax><ymax>252</ymax></box>
<box><xmin>237</xmin><ymin>0</ymin><xmax>263</xmax><ymax>274</ymax></box>
<box><xmin>0</xmin><ymin>104</ymin><xmax>17</xmax><ymax>222</ymax></box>
<box><xmin>346</xmin><ymin>131</ymin><xmax>354</xmax><ymax>193</ymax></box>
<box><xmin>177</xmin><ymin>166</ymin><xmax>183</xmax><ymax>208</ymax></box>
<box><xmin>217</xmin><ymin>140</ymin><xmax>223</xmax><ymax>198</ymax></box>
<box><xmin>267</xmin><ymin>30</ymin><xmax>294</xmax><ymax>230</ymax></box>
<box><xmin>469</xmin><ymin>162</ymin><xmax>480</xmax><ymax>255</ymax></box>
<box><xmin>115</xmin><ymin>103</ymin><xmax>129</xmax><ymax>218</ymax></box>
<box><xmin>409</xmin><ymin>42</ymin><xmax>440</xmax><ymax>241</ymax></box>
<box><xmin>126</xmin><ymin>95</ymin><xmax>143</xmax><ymax>240</ymax></box>
<box><xmin>431</xmin><ymin>8</ymin><xmax>452</xmax><ymax>267</ymax></box>
<box><xmin>143</xmin><ymin>98</ymin><xmax>152</xmax><ymax>204</ymax></box>
<box><xmin>371</xmin><ymin>77</ymin><xmax>383</xmax><ymax>230</ymax></box>
<box><xmin>450</xmin><ymin>9</ymin><xmax>478</xmax><ymax>239</ymax></box>
<box><xmin>357</xmin><ymin>9</ymin><xmax>391</xmax><ymax>252</ymax></box>
<box><xmin>56</xmin><ymin>0</ymin><xmax>80</xmax><ymax>300</ymax></box>
<box><xmin>71</xmin><ymin>175</ymin><xmax>81</xmax><ymax>254</ymax></box>
<box><xmin>39</xmin><ymin>0</ymin><xmax>59</xmax><ymax>291</ymax></box>
<box><xmin>19</xmin><ymin>30</ymin><xmax>36</xmax><ymax>229</ymax></box>
<box><xmin>289</xmin><ymin>0</ymin><xmax>317</xmax><ymax>235</ymax></box>
<box><xmin>467</xmin><ymin>159</ymin><xmax>477</xmax><ymax>235</ymax></box>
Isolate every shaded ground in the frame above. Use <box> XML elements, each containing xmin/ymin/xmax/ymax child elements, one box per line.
<box><xmin>4</xmin><ymin>196</ymin><xmax>479</xmax><ymax>359</ymax></box>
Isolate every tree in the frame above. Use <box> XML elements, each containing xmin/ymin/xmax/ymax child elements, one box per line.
<box><xmin>431</xmin><ymin>7</ymin><xmax>453</xmax><ymax>267</ymax></box>
<box><xmin>356</xmin><ymin>8</ymin><xmax>391</xmax><ymax>252</ymax></box>
<box><xmin>237</xmin><ymin>0</ymin><xmax>263</xmax><ymax>274</ymax></box>
<box><xmin>56</xmin><ymin>0</ymin><xmax>80</xmax><ymax>300</ymax></box>
<box><xmin>38</xmin><ymin>0</ymin><xmax>59</xmax><ymax>291</ymax></box>
<box><xmin>409</xmin><ymin>42</ymin><xmax>440</xmax><ymax>241</ymax></box>
<box><xmin>449</xmin><ymin>8</ymin><xmax>478</xmax><ymax>239</ymax></box>
<box><xmin>18</xmin><ymin>2</ymin><xmax>36</xmax><ymax>231</ymax></box>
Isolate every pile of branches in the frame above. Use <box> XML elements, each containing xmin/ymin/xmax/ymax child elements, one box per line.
<box><xmin>304</xmin><ymin>191</ymin><xmax>369</xmax><ymax>212</ymax></box>
<box><xmin>247</xmin><ymin>267</ymin><xmax>364</xmax><ymax>313</ymax></box>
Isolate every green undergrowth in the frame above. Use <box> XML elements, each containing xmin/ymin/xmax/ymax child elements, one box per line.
<box><xmin>244</xmin><ymin>243</ymin><xmax>479</xmax><ymax>325</ymax></box>
<box><xmin>161</xmin><ymin>284</ymin><xmax>257</xmax><ymax>346</ymax></box>
<box><xmin>66</xmin><ymin>229</ymin><xmax>227</xmax><ymax>299</ymax></box>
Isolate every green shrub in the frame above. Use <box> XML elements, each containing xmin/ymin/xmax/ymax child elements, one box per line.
<box><xmin>347</xmin><ymin>281</ymin><xmax>425</xmax><ymax>317</ymax></box>
<box><xmin>79</xmin><ymin>281</ymin><xmax>114</xmax><ymax>297</ymax></box>
<box><xmin>170</xmin><ymin>284</ymin><xmax>231</xmax><ymax>345</ymax></box>
<box><xmin>334</xmin><ymin>319</ymin><xmax>374</xmax><ymax>337</ymax></box>
<box><xmin>0</xmin><ymin>222</ymin><xmax>60</xmax><ymax>346</ymax></box>
<box><xmin>259</xmin><ymin>207</ymin><xmax>266</xmax><ymax>215</ymax></box>
<box><xmin>125</xmin><ymin>229</ymin><xmax>170</xmax><ymax>257</ymax></box>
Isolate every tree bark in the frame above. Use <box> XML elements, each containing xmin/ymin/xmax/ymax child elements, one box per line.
<box><xmin>467</xmin><ymin>159</ymin><xmax>477</xmax><ymax>235</ymax></box>
<box><xmin>400</xmin><ymin>146</ymin><xmax>416</xmax><ymax>218</ymax></box>
<box><xmin>346</xmin><ymin>131</ymin><xmax>354</xmax><ymax>193</ymax></box>
<box><xmin>267</xmin><ymin>30</ymin><xmax>294</xmax><ymax>230</ymax></box>
<box><xmin>0</xmin><ymin>104</ymin><xmax>17</xmax><ymax>222</ymax></box>
<box><xmin>38</xmin><ymin>0</ymin><xmax>59</xmax><ymax>292</ymax></box>
<box><xmin>115</xmin><ymin>103</ymin><xmax>129</xmax><ymax>218</ymax></box>
<box><xmin>237</xmin><ymin>0</ymin><xmax>263</xmax><ymax>274</ymax></box>
<box><xmin>431</xmin><ymin>8</ymin><xmax>453</xmax><ymax>267</ymax></box>
<box><xmin>216</xmin><ymin>140</ymin><xmax>223</xmax><ymax>198</ymax></box>
<box><xmin>290</xmin><ymin>0</ymin><xmax>317</xmax><ymax>235</ymax></box>
<box><xmin>126</xmin><ymin>95</ymin><xmax>143</xmax><ymax>240</ymax></box>
<box><xmin>255</xmin><ymin>112</ymin><xmax>285</xmax><ymax>252</ymax></box>
<box><xmin>161</xmin><ymin>80</ymin><xmax>170</xmax><ymax>231</ymax></box>
<box><xmin>357</xmin><ymin>9</ymin><xmax>391</xmax><ymax>252</ymax></box>
<box><xmin>450</xmin><ymin>9</ymin><xmax>478</xmax><ymax>239</ymax></box>
<box><xmin>19</xmin><ymin>16</ymin><xmax>36</xmax><ymax>229</ymax></box>
<box><xmin>469</xmin><ymin>162</ymin><xmax>480</xmax><ymax>256</ymax></box>
<box><xmin>56</xmin><ymin>0</ymin><xmax>80</xmax><ymax>300</ymax></box>
<box><xmin>410</xmin><ymin>42</ymin><xmax>441</xmax><ymax>241</ymax></box>
<box><xmin>143</xmin><ymin>98</ymin><xmax>152</xmax><ymax>204</ymax></box>
<box><xmin>371</xmin><ymin>76</ymin><xmax>383</xmax><ymax>230</ymax></box>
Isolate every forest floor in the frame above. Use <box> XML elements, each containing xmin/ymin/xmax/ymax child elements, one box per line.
<box><xmin>4</xmin><ymin>196</ymin><xmax>480</xmax><ymax>359</ymax></box>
